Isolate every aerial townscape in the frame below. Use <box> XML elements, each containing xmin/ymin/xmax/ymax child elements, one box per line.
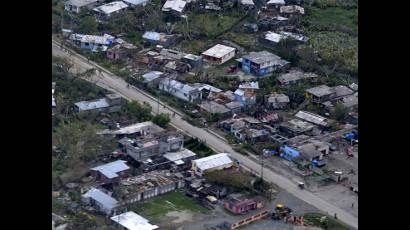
<box><xmin>52</xmin><ymin>0</ymin><xmax>358</xmax><ymax>229</ymax></box>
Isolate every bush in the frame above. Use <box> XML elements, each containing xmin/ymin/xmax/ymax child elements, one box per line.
<box><xmin>152</xmin><ymin>113</ymin><xmax>171</xmax><ymax>128</ymax></box>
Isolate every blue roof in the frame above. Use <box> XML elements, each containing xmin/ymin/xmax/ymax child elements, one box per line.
<box><xmin>83</xmin><ymin>188</ymin><xmax>118</xmax><ymax>210</ymax></box>
<box><xmin>142</xmin><ymin>31</ymin><xmax>161</xmax><ymax>41</ymax></box>
<box><xmin>74</xmin><ymin>98</ymin><xmax>110</xmax><ymax>111</ymax></box>
<box><xmin>280</xmin><ymin>145</ymin><xmax>300</xmax><ymax>160</ymax></box>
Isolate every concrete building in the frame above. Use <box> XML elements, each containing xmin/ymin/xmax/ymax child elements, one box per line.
<box><xmin>93</xmin><ymin>1</ymin><xmax>128</xmax><ymax>18</ymax></box>
<box><xmin>142</xmin><ymin>31</ymin><xmax>178</xmax><ymax>46</ymax></box>
<box><xmin>82</xmin><ymin>188</ymin><xmax>118</xmax><ymax>215</ymax></box>
<box><xmin>74</xmin><ymin>93</ymin><xmax>123</xmax><ymax>113</ymax></box>
<box><xmin>122</xmin><ymin>0</ymin><xmax>150</xmax><ymax>7</ymax></box>
<box><xmin>294</xmin><ymin>140</ymin><xmax>329</xmax><ymax>163</ymax></box>
<box><xmin>305</xmin><ymin>85</ymin><xmax>335</xmax><ymax>103</ymax></box>
<box><xmin>117</xmin><ymin>170</ymin><xmax>184</xmax><ymax>203</ymax></box>
<box><xmin>106</xmin><ymin>43</ymin><xmax>137</xmax><ymax>60</ymax></box>
<box><xmin>70</xmin><ymin>33</ymin><xmax>114</xmax><ymax>51</ymax></box>
<box><xmin>101</xmin><ymin>121</ymin><xmax>164</xmax><ymax>137</ymax></box>
<box><xmin>159</xmin><ymin>78</ymin><xmax>201</xmax><ymax>103</ymax></box>
<box><xmin>192</xmin><ymin>153</ymin><xmax>233</xmax><ymax>176</ymax></box>
<box><xmin>241</xmin><ymin>51</ymin><xmax>289</xmax><ymax>76</ymax></box>
<box><xmin>141</xmin><ymin>71</ymin><xmax>165</xmax><ymax>88</ymax></box>
<box><xmin>280</xmin><ymin>5</ymin><xmax>305</xmax><ymax>15</ymax></box>
<box><xmin>224</xmin><ymin>193</ymin><xmax>264</xmax><ymax>214</ymax></box>
<box><xmin>295</xmin><ymin>111</ymin><xmax>329</xmax><ymax>127</ymax></box>
<box><xmin>111</xmin><ymin>211</ymin><xmax>159</xmax><ymax>230</ymax></box>
<box><xmin>198</xmin><ymin>101</ymin><xmax>231</xmax><ymax>115</ymax></box>
<box><xmin>182</xmin><ymin>54</ymin><xmax>203</xmax><ymax>70</ymax></box>
<box><xmin>276</xmin><ymin>70</ymin><xmax>318</xmax><ymax>87</ymax></box>
<box><xmin>64</xmin><ymin>0</ymin><xmax>101</xmax><ymax>14</ymax></box>
<box><xmin>202</xmin><ymin>44</ymin><xmax>236</xmax><ymax>65</ymax></box>
<box><xmin>163</xmin><ymin>149</ymin><xmax>197</xmax><ymax>166</ymax></box>
<box><xmin>279</xmin><ymin>119</ymin><xmax>315</xmax><ymax>136</ymax></box>
<box><xmin>90</xmin><ymin>160</ymin><xmax>131</xmax><ymax>184</ymax></box>
<box><xmin>162</xmin><ymin>0</ymin><xmax>187</xmax><ymax>14</ymax></box>
<box><xmin>265</xmin><ymin>93</ymin><xmax>290</xmax><ymax>109</ymax></box>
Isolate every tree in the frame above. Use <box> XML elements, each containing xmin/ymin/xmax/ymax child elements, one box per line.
<box><xmin>78</xmin><ymin>16</ymin><xmax>98</xmax><ymax>34</ymax></box>
<box><xmin>332</xmin><ymin>103</ymin><xmax>349</xmax><ymax>122</ymax></box>
<box><xmin>152</xmin><ymin>113</ymin><xmax>171</xmax><ymax>128</ymax></box>
<box><xmin>204</xmin><ymin>170</ymin><xmax>252</xmax><ymax>191</ymax></box>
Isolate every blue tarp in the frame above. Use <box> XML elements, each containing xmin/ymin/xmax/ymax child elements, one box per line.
<box><xmin>280</xmin><ymin>145</ymin><xmax>300</xmax><ymax>161</ymax></box>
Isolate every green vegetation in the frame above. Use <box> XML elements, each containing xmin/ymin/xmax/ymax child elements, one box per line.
<box><xmin>303</xmin><ymin>213</ymin><xmax>351</xmax><ymax>230</ymax></box>
<box><xmin>152</xmin><ymin>113</ymin><xmax>171</xmax><ymax>128</ymax></box>
<box><xmin>204</xmin><ymin>169</ymin><xmax>253</xmax><ymax>191</ymax></box>
<box><xmin>128</xmin><ymin>191</ymin><xmax>208</xmax><ymax>220</ymax></box>
<box><xmin>332</xmin><ymin>103</ymin><xmax>349</xmax><ymax>122</ymax></box>
<box><xmin>78</xmin><ymin>16</ymin><xmax>98</xmax><ymax>34</ymax></box>
<box><xmin>184</xmin><ymin>137</ymin><xmax>216</xmax><ymax>157</ymax></box>
<box><xmin>304</xmin><ymin>7</ymin><xmax>358</xmax><ymax>34</ymax></box>
<box><xmin>223</xmin><ymin>32</ymin><xmax>256</xmax><ymax>49</ymax></box>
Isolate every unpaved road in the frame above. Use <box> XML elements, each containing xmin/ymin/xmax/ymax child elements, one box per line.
<box><xmin>52</xmin><ymin>40</ymin><xmax>358</xmax><ymax>229</ymax></box>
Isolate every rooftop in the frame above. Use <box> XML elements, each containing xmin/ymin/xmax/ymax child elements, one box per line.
<box><xmin>305</xmin><ymin>85</ymin><xmax>334</xmax><ymax>97</ymax></box>
<box><xmin>160</xmin><ymin>78</ymin><xmax>198</xmax><ymax>94</ymax></box>
<box><xmin>266</xmin><ymin>93</ymin><xmax>290</xmax><ymax>103</ymax></box>
<box><xmin>119</xmin><ymin>170</ymin><xmax>180</xmax><ymax>195</ymax></box>
<box><xmin>295</xmin><ymin>111</ymin><xmax>328</xmax><ymax>127</ymax></box>
<box><xmin>266</xmin><ymin>0</ymin><xmax>285</xmax><ymax>4</ymax></box>
<box><xmin>111</xmin><ymin>211</ymin><xmax>159</xmax><ymax>230</ymax></box>
<box><xmin>240</xmin><ymin>0</ymin><xmax>254</xmax><ymax>5</ymax></box>
<box><xmin>280</xmin><ymin>5</ymin><xmax>305</xmax><ymax>14</ymax></box>
<box><xmin>142</xmin><ymin>71</ymin><xmax>164</xmax><ymax>83</ymax></box>
<box><xmin>91</xmin><ymin>160</ymin><xmax>130</xmax><ymax>179</ymax></box>
<box><xmin>105</xmin><ymin>121</ymin><xmax>164</xmax><ymax>135</ymax></box>
<box><xmin>66</xmin><ymin>0</ymin><xmax>99</xmax><ymax>7</ymax></box>
<box><xmin>242</xmin><ymin>51</ymin><xmax>288</xmax><ymax>65</ymax></box>
<box><xmin>183</xmin><ymin>53</ymin><xmax>202</xmax><ymax>61</ymax></box>
<box><xmin>75</xmin><ymin>98</ymin><xmax>110</xmax><ymax>111</ymax></box>
<box><xmin>193</xmin><ymin>153</ymin><xmax>233</xmax><ymax>171</ymax></box>
<box><xmin>93</xmin><ymin>1</ymin><xmax>128</xmax><ymax>14</ymax></box>
<box><xmin>142</xmin><ymin>31</ymin><xmax>161</xmax><ymax>41</ymax></box>
<box><xmin>123</xmin><ymin>0</ymin><xmax>150</xmax><ymax>6</ymax></box>
<box><xmin>239</xmin><ymin>81</ymin><xmax>259</xmax><ymax>90</ymax></box>
<box><xmin>163</xmin><ymin>149</ymin><xmax>197</xmax><ymax>163</ymax></box>
<box><xmin>264</xmin><ymin>31</ymin><xmax>284</xmax><ymax>43</ymax></box>
<box><xmin>162</xmin><ymin>0</ymin><xmax>187</xmax><ymax>13</ymax></box>
<box><xmin>281</xmin><ymin>119</ymin><xmax>315</xmax><ymax>132</ymax></box>
<box><xmin>199</xmin><ymin>101</ymin><xmax>230</xmax><ymax>114</ymax></box>
<box><xmin>225</xmin><ymin>101</ymin><xmax>243</xmax><ymax>110</ymax></box>
<box><xmin>277</xmin><ymin>70</ymin><xmax>318</xmax><ymax>83</ymax></box>
<box><xmin>191</xmin><ymin>83</ymin><xmax>223</xmax><ymax>93</ymax></box>
<box><xmin>332</xmin><ymin>85</ymin><xmax>354</xmax><ymax>98</ymax></box>
<box><xmin>70</xmin><ymin>33</ymin><xmax>114</xmax><ymax>45</ymax></box>
<box><xmin>82</xmin><ymin>188</ymin><xmax>118</xmax><ymax>210</ymax></box>
<box><xmin>202</xmin><ymin>44</ymin><xmax>236</xmax><ymax>59</ymax></box>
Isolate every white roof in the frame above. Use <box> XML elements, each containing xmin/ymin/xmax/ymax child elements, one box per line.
<box><xmin>66</xmin><ymin>0</ymin><xmax>99</xmax><ymax>7</ymax></box>
<box><xmin>75</xmin><ymin>98</ymin><xmax>110</xmax><ymax>111</ymax></box>
<box><xmin>123</xmin><ymin>0</ymin><xmax>150</xmax><ymax>6</ymax></box>
<box><xmin>111</xmin><ymin>121</ymin><xmax>163</xmax><ymax>135</ymax></box>
<box><xmin>91</xmin><ymin>160</ymin><xmax>130</xmax><ymax>179</ymax></box>
<box><xmin>191</xmin><ymin>83</ymin><xmax>222</xmax><ymax>93</ymax></box>
<box><xmin>280</xmin><ymin>5</ymin><xmax>305</xmax><ymax>14</ymax></box>
<box><xmin>93</xmin><ymin>1</ymin><xmax>128</xmax><ymax>14</ymax></box>
<box><xmin>83</xmin><ymin>188</ymin><xmax>118</xmax><ymax>210</ymax></box>
<box><xmin>295</xmin><ymin>111</ymin><xmax>328</xmax><ymax>127</ymax></box>
<box><xmin>193</xmin><ymin>153</ymin><xmax>233</xmax><ymax>171</ymax></box>
<box><xmin>111</xmin><ymin>211</ymin><xmax>159</xmax><ymax>230</ymax></box>
<box><xmin>142</xmin><ymin>71</ymin><xmax>164</xmax><ymax>82</ymax></box>
<box><xmin>279</xmin><ymin>31</ymin><xmax>307</xmax><ymax>42</ymax></box>
<box><xmin>202</xmin><ymin>44</ymin><xmax>236</xmax><ymax>59</ymax></box>
<box><xmin>163</xmin><ymin>149</ymin><xmax>197</xmax><ymax>162</ymax></box>
<box><xmin>162</xmin><ymin>0</ymin><xmax>187</xmax><ymax>13</ymax></box>
<box><xmin>265</xmin><ymin>31</ymin><xmax>284</xmax><ymax>43</ymax></box>
<box><xmin>267</xmin><ymin>0</ymin><xmax>285</xmax><ymax>4</ymax></box>
<box><xmin>142</xmin><ymin>31</ymin><xmax>161</xmax><ymax>41</ymax></box>
<box><xmin>240</xmin><ymin>0</ymin><xmax>254</xmax><ymax>5</ymax></box>
<box><xmin>234</xmin><ymin>89</ymin><xmax>244</xmax><ymax>96</ymax></box>
<box><xmin>70</xmin><ymin>33</ymin><xmax>114</xmax><ymax>45</ymax></box>
<box><xmin>239</xmin><ymin>82</ymin><xmax>259</xmax><ymax>89</ymax></box>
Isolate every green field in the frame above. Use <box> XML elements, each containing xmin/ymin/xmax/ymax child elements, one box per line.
<box><xmin>128</xmin><ymin>191</ymin><xmax>209</xmax><ymax>220</ymax></box>
<box><xmin>303</xmin><ymin>213</ymin><xmax>352</xmax><ymax>230</ymax></box>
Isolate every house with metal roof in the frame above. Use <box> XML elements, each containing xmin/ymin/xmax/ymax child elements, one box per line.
<box><xmin>198</xmin><ymin>100</ymin><xmax>231</xmax><ymax>115</ymax></box>
<box><xmin>295</xmin><ymin>111</ymin><xmax>329</xmax><ymax>127</ymax></box>
<box><xmin>82</xmin><ymin>188</ymin><xmax>118</xmax><ymax>215</ymax></box>
<box><xmin>158</xmin><ymin>78</ymin><xmax>201</xmax><ymax>102</ymax></box>
<box><xmin>64</xmin><ymin>0</ymin><xmax>101</xmax><ymax>14</ymax></box>
<box><xmin>142</xmin><ymin>31</ymin><xmax>178</xmax><ymax>46</ymax></box>
<box><xmin>265</xmin><ymin>93</ymin><xmax>290</xmax><ymax>109</ymax></box>
<box><xmin>70</xmin><ymin>33</ymin><xmax>114</xmax><ymax>51</ymax></box>
<box><xmin>123</xmin><ymin>0</ymin><xmax>150</xmax><ymax>7</ymax></box>
<box><xmin>305</xmin><ymin>85</ymin><xmax>335</xmax><ymax>103</ymax></box>
<box><xmin>241</xmin><ymin>51</ymin><xmax>289</xmax><ymax>76</ymax></box>
<box><xmin>192</xmin><ymin>153</ymin><xmax>233</xmax><ymax>176</ymax></box>
<box><xmin>202</xmin><ymin>44</ymin><xmax>236</xmax><ymax>65</ymax></box>
<box><xmin>277</xmin><ymin>69</ymin><xmax>318</xmax><ymax>86</ymax></box>
<box><xmin>279</xmin><ymin>119</ymin><xmax>315</xmax><ymax>136</ymax></box>
<box><xmin>163</xmin><ymin>149</ymin><xmax>197</xmax><ymax>166</ymax></box>
<box><xmin>280</xmin><ymin>5</ymin><xmax>305</xmax><ymax>15</ymax></box>
<box><xmin>162</xmin><ymin>0</ymin><xmax>187</xmax><ymax>13</ymax></box>
<box><xmin>141</xmin><ymin>71</ymin><xmax>165</xmax><ymax>87</ymax></box>
<box><xmin>93</xmin><ymin>1</ymin><xmax>128</xmax><ymax>18</ymax></box>
<box><xmin>91</xmin><ymin>160</ymin><xmax>130</xmax><ymax>184</ymax></box>
<box><xmin>74</xmin><ymin>98</ymin><xmax>110</xmax><ymax>112</ymax></box>
<box><xmin>111</xmin><ymin>211</ymin><xmax>159</xmax><ymax>230</ymax></box>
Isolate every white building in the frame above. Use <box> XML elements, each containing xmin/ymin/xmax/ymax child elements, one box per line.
<box><xmin>64</xmin><ymin>0</ymin><xmax>101</xmax><ymax>14</ymax></box>
<box><xmin>158</xmin><ymin>78</ymin><xmax>201</xmax><ymax>102</ymax></box>
<box><xmin>192</xmin><ymin>153</ymin><xmax>233</xmax><ymax>176</ymax></box>
<box><xmin>82</xmin><ymin>188</ymin><xmax>118</xmax><ymax>215</ymax></box>
<box><xmin>111</xmin><ymin>211</ymin><xmax>159</xmax><ymax>230</ymax></box>
<box><xmin>93</xmin><ymin>1</ymin><xmax>128</xmax><ymax>18</ymax></box>
<box><xmin>202</xmin><ymin>44</ymin><xmax>236</xmax><ymax>65</ymax></box>
<box><xmin>122</xmin><ymin>0</ymin><xmax>150</xmax><ymax>7</ymax></box>
<box><xmin>162</xmin><ymin>0</ymin><xmax>187</xmax><ymax>14</ymax></box>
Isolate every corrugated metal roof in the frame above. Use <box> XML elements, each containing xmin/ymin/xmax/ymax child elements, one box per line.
<box><xmin>193</xmin><ymin>153</ymin><xmax>233</xmax><ymax>171</ymax></box>
<box><xmin>91</xmin><ymin>160</ymin><xmax>130</xmax><ymax>179</ymax></box>
<box><xmin>280</xmin><ymin>5</ymin><xmax>305</xmax><ymax>14</ymax></box>
<box><xmin>295</xmin><ymin>111</ymin><xmax>328</xmax><ymax>127</ymax></box>
<box><xmin>202</xmin><ymin>44</ymin><xmax>236</xmax><ymax>59</ymax></box>
<box><xmin>93</xmin><ymin>1</ymin><xmax>128</xmax><ymax>14</ymax></box>
<box><xmin>70</xmin><ymin>33</ymin><xmax>114</xmax><ymax>45</ymax></box>
<box><xmin>142</xmin><ymin>71</ymin><xmax>164</xmax><ymax>82</ymax></box>
<box><xmin>266</xmin><ymin>0</ymin><xmax>285</xmax><ymax>4</ymax></box>
<box><xmin>305</xmin><ymin>85</ymin><xmax>333</xmax><ymax>97</ymax></box>
<box><xmin>83</xmin><ymin>188</ymin><xmax>118</xmax><ymax>210</ymax></box>
<box><xmin>66</xmin><ymin>0</ymin><xmax>99</xmax><ymax>7</ymax></box>
<box><xmin>162</xmin><ymin>0</ymin><xmax>187</xmax><ymax>13</ymax></box>
<box><xmin>123</xmin><ymin>0</ymin><xmax>150</xmax><ymax>6</ymax></box>
<box><xmin>163</xmin><ymin>149</ymin><xmax>197</xmax><ymax>162</ymax></box>
<box><xmin>74</xmin><ymin>98</ymin><xmax>110</xmax><ymax>111</ymax></box>
<box><xmin>264</xmin><ymin>31</ymin><xmax>284</xmax><ymax>43</ymax></box>
<box><xmin>239</xmin><ymin>82</ymin><xmax>259</xmax><ymax>89</ymax></box>
<box><xmin>242</xmin><ymin>51</ymin><xmax>287</xmax><ymax>65</ymax></box>
<box><xmin>111</xmin><ymin>211</ymin><xmax>159</xmax><ymax>230</ymax></box>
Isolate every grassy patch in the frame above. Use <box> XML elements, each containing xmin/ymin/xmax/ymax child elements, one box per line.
<box><xmin>128</xmin><ymin>191</ymin><xmax>209</xmax><ymax>220</ymax></box>
<box><xmin>178</xmin><ymin>39</ymin><xmax>212</xmax><ymax>54</ymax></box>
<box><xmin>304</xmin><ymin>7</ymin><xmax>358</xmax><ymax>34</ymax></box>
<box><xmin>184</xmin><ymin>137</ymin><xmax>216</xmax><ymax>157</ymax></box>
<box><xmin>222</xmin><ymin>32</ymin><xmax>256</xmax><ymax>49</ymax></box>
<box><xmin>303</xmin><ymin>213</ymin><xmax>351</xmax><ymax>230</ymax></box>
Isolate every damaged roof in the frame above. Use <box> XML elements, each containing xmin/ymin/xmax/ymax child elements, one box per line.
<box><xmin>91</xmin><ymin>160</ymin><xmax>130</xmax><ymax>179</ymax></box>
<box><xmin>162</xmin><ymin>0</ymin><xmax>187</xmax><ymax>13</ymax></box>
<box><xmin>93</xmin><ymin>1</ymin><xmax>128</xmax><ymax>14</ymax></box>
<box><xmin>202</xmin><ymin>44</ymin><xmax>236</xmax><ymax>59</ymax></box>
<box><xmin>242</xmin><ymin>51</ymin><xmax>289</xmax><ymax>65</ymax></box>
<box><xmin>295</xmin><ymin>111</ymin><xmax>328</xmax><ymax>127</ymax></box>
<box><xmin>305</xmin><ymin>85</ymin><xmax>334</xmax><ymax>97</ymax></box>
<box><xmin>74</xmin><ymin>98</ymin><xmax>110</xmax><ymax>111</ymax></box>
